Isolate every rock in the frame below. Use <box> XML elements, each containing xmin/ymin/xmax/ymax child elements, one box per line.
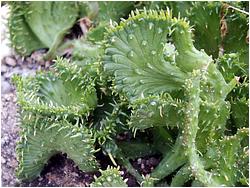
<box><xmin>1</xmin><ymin>79</ymin><xmax>12</xmax><ymax>94</ymax></box>
<box><xmin>16</xmin><ymin>56</ymin><xmax>25</xmax><ymax>66</ymax></box>
<box><xmin>21</xmin><ymin>69</ymin><xmax>36</xmax><ymax>77</ymax></box>
<box><xmin>31</xmin><ymin>50</ymin><xmax>46</xmax><ymax>63</ymax></box>
<box><xmin>137</xmin><ymin>158</ymin><xmax>142</xmax><ymax>164</ymax></box>
<box><xmin>4</xmin><ymin>67</ymin><xmax>22</xmax><ymax>78</ymax></box>
<box><xmin>2</xmin><ymin>157</ymin><xmax>6</xmax><ymax>164</ymax></box>
<box><xmin>45</xmin><ymin>61</ymin><xmax>50</xmax><ymax>68</ymax></box>
<box><xmin>141</xmin><ymin>163</ymin><xmax>145</xmax><ymax>169</ymax></box>
<box><xmin>1</xmin><ymin>39</ymin><xmax>13</xmax><ymax>59</ymax></box>
<box><xmin>1</xmin><ymin>64</ymin><xmax>8</xmax><ymax>73</ymax></box>
<box><xmin>148</xmin><ymin>157</ymin><xmax>159</xmax><ymax>166</ymax></box>
<box><xmin>5</xmin><ymin>57</ymin><xmax>16</xmax><ymax>67</ymax></box>
<box><xmin>27</xmin><ymin>62</ymin><xmax>34</xmax><ymax>69</ymax></box>
<box><xmin>71</xmin><ymin>172</ymin><xmax>79</xmax><ymax>177</ymax></box>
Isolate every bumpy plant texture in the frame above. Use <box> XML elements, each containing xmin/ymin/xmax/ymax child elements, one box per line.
<box><xmin>11</xmin><ymin>1</ymin><xmax>249</xmax><ymax>187</ymax></box>
<box><xmin>90</xmin><ymin>166</ymin><xmax>128</xmax><ymax>187</ymax></box>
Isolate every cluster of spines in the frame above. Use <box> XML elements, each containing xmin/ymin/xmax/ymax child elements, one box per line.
<box><xmin>106</xmin><ymin>8</ymin><xmax>191</xmax><ymax>34</ymax></box>
<box><xmin>69</xmin><ymin>41</ymin><xmax>107</xmax><ymax>87</ymax></box>
<box><xmin>52</xmin><ymin>57</ymin><xmax>95</xmax><ymax>85</ymax></box>
<box><xmin>140</xmin><ymin>174</ymin><xmax>158</xmax><ymax>187</ymax></box>
<box><xmin>92</xmin><ymin>100</ymin><xmax>128</xmax><ymax>145</ymax></box>
<box><xmin>92</xmin><ymin>117</ymin><xmax>116</xmax><ymax>145</ymax></box>
<box><xmin>90</xmin><ymin>166</ymin><xmax>128</xmax><ymax>187</ymax></box>
<box><xmin>211</xmin><ymin>128</ymin><xmax>249</xmax><ymax>186</ymax></box>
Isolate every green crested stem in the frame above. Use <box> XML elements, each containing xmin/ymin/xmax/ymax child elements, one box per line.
<box><xmin>43</xmin><ymin>26</ymin><xmax>70</xmax><ymax>60</ymax></box>
<box><xmin>209</xmin><ymin>128</ymin><xmax>249</xmax><ymax>186</ymax></box>
<box><xmin>181</xmin><ymin>70</ymin><xmax>248</xmax><ymax>186</ymax></box>
<box><xmin>181</xmin><ymin>70</ymin><xmax>215</xmax><ymax>186</ymax></box>
<box><xmin>13</xmin><ymin>57</ymin><xmax>97</xmax><ymax>119</ymax></box>
<box><xmin>104</xmin><ymin>9</ymin><xmax>213</xmax><ymax>101</ymax></box>
<box><xmin>16</xmin><ymin>117</ymin><xmax>98</xmax><ymax>181</ymax></box>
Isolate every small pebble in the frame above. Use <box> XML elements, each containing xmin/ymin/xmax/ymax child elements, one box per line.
<box><xmin>5</xmin><ymin>57</ymin><xmax>16</xmax><ymax>67</ymax></box>
<box><xmin>137</xmin><ymin>158</ymin><xmax>142</xmax><ymax>164</ymax></box>
<box><xmin>1</xmin><ymin>64</ymin><xmax>8</xmax><ymax>73</ymax></box>
<box><xmin>141</xmin><ymin>163</ymin><xmax>145</xmax><ymax>169</ymax></box>
<box><xmin>148</xmin><ymin>157</ymin><xmax>158</xmax><ymax>166</ymax></box>
<box><xmin>2</xmin><ymin>157</ymin><xmax>6</xmax><ymax>164</ymax></box>
<box><xmin>45</xmin><ymin>61</ymin><xmax>50</xmax><ymax>68</ymax></box>
<box><xmin>27</xmin><ymin>62</ymin><xmax>34</xmax><ymax>69</ymax></box>
<box><xmin>71</xmin><ymin>172</ymin><xmax>79</xmax><ymax>177</ymax></box>
<box><xmin>1</xmin><ymin>79</ymin><xmax>12</xmax><ymax>94</ymax></box>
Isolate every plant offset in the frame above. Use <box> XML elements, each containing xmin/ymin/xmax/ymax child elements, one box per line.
<box><xmin>8</xmin><ymin>1</ymin><xmax>248</xmax><ymax>187</ymax></box>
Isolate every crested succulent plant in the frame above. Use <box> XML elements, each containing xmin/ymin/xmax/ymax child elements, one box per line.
<box><xmin>11</xmin><ymin>2</ymin><xmax>248</xmax><ymax>187</ymax></box>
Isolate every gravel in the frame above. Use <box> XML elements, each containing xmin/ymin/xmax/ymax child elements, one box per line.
<box><xmin>1</xmin><ymin>92</ymin><xmax>20</xmax><ymax>186</ymax></box>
